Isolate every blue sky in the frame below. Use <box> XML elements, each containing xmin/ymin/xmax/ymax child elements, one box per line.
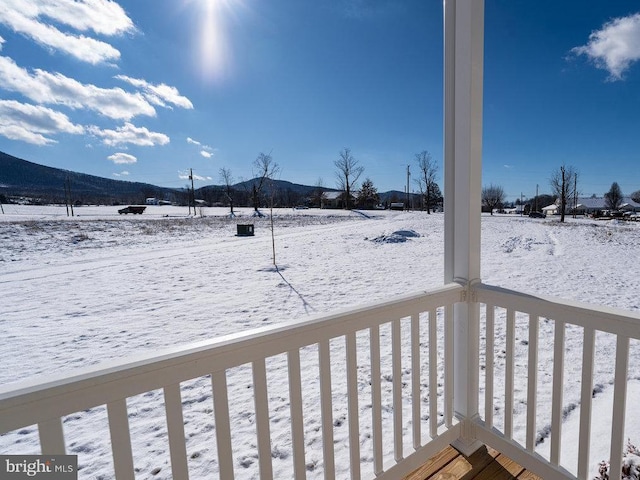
<box><xmin>0</xmin><ymin>0</ymin><xmax>639</xmax><ymax>201</ymax></box>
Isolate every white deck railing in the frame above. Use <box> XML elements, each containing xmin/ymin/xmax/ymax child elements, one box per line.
<box><xmin>475</xmin><ymin>283</ymin><xmax>640</xmax><ymax>480</ymax></box>
<box><xmin>1</xmin><ymin>282</ymin><xmax>639</xmax><ymax>479</ymax></box>
<box><xmin>0</xmin><ymin>283</ymin><xmax>463</xmax><ymax>480</ymax></box>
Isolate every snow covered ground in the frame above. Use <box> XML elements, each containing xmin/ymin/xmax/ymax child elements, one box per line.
<box><xmin>1</xmin><ymin>206</ymin><xmax>639</xmax><ymax>479</ymax></box>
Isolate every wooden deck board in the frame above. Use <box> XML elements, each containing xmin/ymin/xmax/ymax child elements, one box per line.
<box><xmin>402</xmin><ymin>445</ymin><xmax>543</xmax><ymax>480</ymax></box>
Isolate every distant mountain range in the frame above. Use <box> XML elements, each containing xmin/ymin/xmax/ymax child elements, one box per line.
<box><xmin>0</xmin><ymin>151</ymin><xmax>177</xmax><ymax>205</ymax></box>
<box><xmin>0</xmin><ymin>150</ymin><xmax>411</xmax><ymax>206</ymax></box>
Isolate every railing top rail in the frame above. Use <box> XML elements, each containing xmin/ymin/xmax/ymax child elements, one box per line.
<box><xmin>0</xmin><ymin>282</ymin><xmax>463</xmax><ymax>434</ymax></box>
<box><xmin>476</xmin><ymin>283</ymin><xmax>640</xmax><ymax>339</ymax></box>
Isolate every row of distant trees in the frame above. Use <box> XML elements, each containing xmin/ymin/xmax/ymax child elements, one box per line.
<box><xmin>213</xmin><ymin>147</ymin><xmax>443</xmax><ymax>214</ymax></box>
<box><xmin>482</xmin><ymin>164</ymin><xmax>640</xmax><ymax>222</ymax></box>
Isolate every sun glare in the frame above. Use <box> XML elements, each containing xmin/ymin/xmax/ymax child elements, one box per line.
<box><xmin>183</xmin><ymin>0</ymin><xmax>243</xmax><ymax>84</ymax></box>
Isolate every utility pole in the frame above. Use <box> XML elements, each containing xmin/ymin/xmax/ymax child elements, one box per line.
<box><xmin>534</xmin><ymin>184</ymin><xmax>539</xmax><ymax>212</ymax></box>
<box><xmin>520</xmin><ymin>192</ymin><xmax>524</xmax><ymax>216</ymax></box>
<box><xmin>573</xmin><ymin>175</ymin><xmax>577</xmax><ymax>219</ymax></box>
<box><xmin>188</xmin><ymin>168</ymin><xmax>196</xmax><ymax>215</ymax></box>
<box><xmin>65</xmin><ymin>176</ymin><xmax>74</xmax><ymax>217</ymax></box>
<box><xmin>64</xmin><ymin>180</ymin><xmax>70</xmax><ymax>217</ymax></box>
<box><xmin>406</xmin><ymin>165</ymin><xmax>411</xmax><ymax>211</ymax></box>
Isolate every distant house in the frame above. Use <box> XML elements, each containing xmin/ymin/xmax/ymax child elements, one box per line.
<box><xmin>543</xmin><ymin>196</ymin><xmax>640</xmax><ymax>216</ymax></box>
<box><xmin>618</xmin><ymin>199</ymin><xmax>640</xmax><ymax>212</ymax></box>
<box><xmin>146</xmin><ymin>198</ymin><xmax>159</xmax><ymax>205</ymax></box>
<box><xmin>321</xmin><ymin>191</ymin><xmax>347</xmax><ymax>209</ymax></box>
<box><xmin>504</xmin><ymin>205</ymin><xmax>525</xmax><ymax>214</ymax></box>
<box><xmin>571</xmin><ymin>196</ymin><xmax>640</xmax><ymax>215</ymax></box>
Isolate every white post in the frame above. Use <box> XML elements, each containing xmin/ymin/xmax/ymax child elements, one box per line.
<box><xmin>444</xmin><ymin>0</ymin><xmax>484</xmax><ymax>456</ymax></box>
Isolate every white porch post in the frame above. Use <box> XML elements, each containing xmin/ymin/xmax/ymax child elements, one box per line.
<box><xmin>443</xmin><ymin>0</ymin><xmax>484</xmax><ymax>455</ymax></box>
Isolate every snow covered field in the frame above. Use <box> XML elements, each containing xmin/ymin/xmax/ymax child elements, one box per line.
<box><xmin>1</xmin><ymin>206</ymin><xmax>639</xmax><ymax>479</ymax></box>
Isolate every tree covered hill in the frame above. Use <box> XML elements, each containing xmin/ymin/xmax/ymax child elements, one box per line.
<box><xmin>0</xmin><ymin>151</ymin><xmax>181</xmax><ymax>205</ymax></box>
<box><xmin>0</xmin><ymin>150</ymin><xmax>415</xmax><ymax>208</ymax></box>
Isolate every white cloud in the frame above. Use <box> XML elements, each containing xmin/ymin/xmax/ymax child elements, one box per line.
<box><xmin>88</xmin><ymin>122</ymin><xmax>170</xmax><ymax>147</ymax></box>
<box><xmin>178</xmin><ymin>171</ymin><xmax>211</xmax><ymax>181</ymax></box>
<box><xmin>0</xmin><ymin>99</ymin><xmax>83</xmax><ymax>145</ymax></box>
<box><xmin>115</xmin><ymin>75</ymin><xmax>194</xmax><ymax>110</ymax></box>
<box><xmin>572</xmin><ymin>13</ymin><xmax>640</xmax><ymax>80</ymax></box>
<box><xmin>0</xmin><ymin>0</ymin><xmax>134</xmax><ymax>64</ymax></box>
<box><xmin>113</xmin><ymin>170</ymin><xmax>129</xmax><ymax>177</ymax></box>
<box><xmin>188</xmin><ymin>137</ymin><xmax>215</xmax><ymax>157</ymax></box>
<box><xmin>0</xmin><ymin>56</ymin><xmax>157</xmax><ymax>120</ymax></box>
<box><xmin>37</xmin><ymin>0</ymin><xmax>134</xmax><ymax>36</ymax></box>
<box><xmin>0</xmin><ymin>35</ymin><xmax>4</xmax><ymax>48</ymax></box>
<box><xmin>107</xmin><ymin>152</ymin><xmax>137</xmax><ymax>164</ymax></box>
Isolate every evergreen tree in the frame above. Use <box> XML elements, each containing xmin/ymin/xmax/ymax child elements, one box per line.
<box><xmin>605</xmin><ymin>182</ymin><xmax>623</xmax><ymax>211</ymax></box>
<box><xmin>356</xmin><ymin>178</ymin><xmax>379</xmax><ymax>209</ymax></box>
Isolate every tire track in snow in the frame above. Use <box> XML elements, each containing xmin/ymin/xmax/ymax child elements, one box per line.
<box><xmin>545</xmin><ymin>230</ymin><xmax>564</xmax><ymax>256</ymax></box>
<box><xmin>0</xmin><ymin>217</ymin><xmax>379</xmax><ymax>284</ymax></box>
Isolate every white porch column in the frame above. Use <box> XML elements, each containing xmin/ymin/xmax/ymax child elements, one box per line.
<box><xmin>443</xmin><ymin>0</ymin><xmax>484</xmax><ymax>455</ymax></box>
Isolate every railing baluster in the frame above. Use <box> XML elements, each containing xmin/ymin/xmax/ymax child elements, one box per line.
<box><xmin>550</xmin><ymin>320</ymin><xmax>565</xmax><ymax>466</ymax></box>
<box><xmin>287</xmin><ymin>349</ymin><xmax>306</xmax><ymax>480</ymax></box>
<box><xmin>577</xmin><ymin>327</ymin><xmax>595</xmax><ymax>479</ymax></box>
<box><xmin>484</xmin><ymin>304</ymin><xmax>495</xmax><ymax>429</ymax></box>
<box><xmin>318</xmin><ymin>339</ymin><xmax>335</xmax><ymax>480</ymax></box>
<box><xmin>504</xmin><ymin>308</ymin><xmax>515</xmax><ymax>439</ymax></box>
<box><xmin>107</xmin><ymin>399</ymin><xmax>135</xmax><ymax>480</ymax></box>
<box><xmin>163</xmin><ymin>383</ymin><xmax>189</xmax><ymax>480</ymax></box>
<box><xmin>212</xmin><ymin>370</ymin><xmax>234</xmax><ymax>480</ymax></box>
<box><xmin>38</xmin><ymin>418</ymin><xmax>65</xmax><ymax>455</ymax></box>
<box><xmin>609</xmin><ymin>335</ymin><xmax>630</xmax><ymax>480</ymax></box>
<box><xmin>410</xmin><ymin>313</ymin><xmax>421</xmax><ymax>449</ymax></box>
<box><xmin>444</xmin><ymin>305</ymin><xmax>454</xmax><ymax>427</ymax></box>
<box><xmin>392</xmin><ymin>318</ymin><xmax>403</xmax><ymax>462</ymax></box>
<box><xmin>526</xmin><ymin>314</ymin><xmax>539</xmax><ymax>452</ymax></box>
<box><xmin>346</xmin><ymin>332</ymin><xmax>361</xmax><ymax>479</ymax></box>
<box><xmin>370</xmin><ymin>325</ymin><xmax>383</xmax><ymax>475</ymax></box>
<box><xmin>428</xmin><ymin>308</ymin><xmax>438</xmax><ymax>438</ymax></box>
<box><xmin>253</xmin><ymin>359</ymin><xmax>273</xmax><ymax>480</ymax></box>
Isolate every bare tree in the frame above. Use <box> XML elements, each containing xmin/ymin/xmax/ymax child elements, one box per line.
<box><xmin>334</xmin><ymin>148</ymin><xmax>363</xmax><ymax>210</ymax></box>
<box><xmin>604</xmin><ymin>182</ymin><xmax>623</xmax><ymax>211</ymax></box>
<box><xmin>219</xmin><ymin>167</ymin><xmax>235</xmax><ymax>217</ymax></box>
<box><xmin>414</xmin><ymin>150</ymin><xmax>438</xmax><ymax>213</ymax></box>
<box><xmin>550</xmin><ymin>165</ymin><xmax>578</xmax><ymax>222</ymax></box>
<box><xmin>251</xmin><ymin>152</ymin><xmax>279</xmax><ymax>216</ymax></box>
<box><xmin>312</xmin><ymin>177</ymin><xmax>328</xmax><ymax>208</ymax></box>
<box><xmin>481</xmin><ymin>184</ymin><xmax>506</xmax><ymax>215</ymax></box>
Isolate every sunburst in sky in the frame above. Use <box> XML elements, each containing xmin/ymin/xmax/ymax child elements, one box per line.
<box><xmin>184</xmin><ymin>0</ymin><xmax>244</xmax><ymax>84</ymax></box>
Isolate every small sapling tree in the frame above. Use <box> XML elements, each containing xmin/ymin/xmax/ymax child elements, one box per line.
<box><xmin>219</xmin><ymin>167</ymin><xmax>235</xmax><ymax>217</ymax></box>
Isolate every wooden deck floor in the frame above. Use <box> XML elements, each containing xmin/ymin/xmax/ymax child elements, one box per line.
<box><xmin>402</xmin><ymin>445</ymin><xmax>543</xmax><ymax>480</ymax></box>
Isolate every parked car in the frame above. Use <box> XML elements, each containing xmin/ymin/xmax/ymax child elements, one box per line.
<box><xmin>118</xmin><ymin>206</ymin><xmax>146</xmax><ymax>215</ymax></box>
<box><xmin>529</xmin><ymin>211</ymin><xmax>546</xmax><ymax>218</ymax></box>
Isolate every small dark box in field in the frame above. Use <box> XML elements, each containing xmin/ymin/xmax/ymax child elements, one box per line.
<box><xmin>237</xmin><ymin>224</ymin><xmax>254</xmax><ymax>236</ymax></box>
